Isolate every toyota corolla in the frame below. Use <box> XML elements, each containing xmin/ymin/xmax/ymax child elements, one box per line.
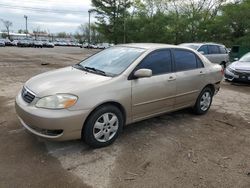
<box><xmin>15</xmin><ymin>43</ymin><xmax>223</xmax><ymax>148</ymax></box>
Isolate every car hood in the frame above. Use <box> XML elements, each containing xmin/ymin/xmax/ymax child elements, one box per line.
<box><xmin>229</xmin><ymin>61</ymin><xmax>250</xmax><ymax>71</ymax></box>
<box><xmin>25</xmin><ymin>66</ymin><xmax>112</xmax><ymax>97</ymax></box>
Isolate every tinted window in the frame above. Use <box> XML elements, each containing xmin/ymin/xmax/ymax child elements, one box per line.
<box><xmin>219</xmin><ymin>46</ymin><xmax>227</xmax><ymax>54</ymax></box>
<box><xmin>208</xmin><ymin>45</ymin><xmax>220</xmax><ymax>54</ymax></box>
<box><xmin>174</xmin><ymin>50</ymin><xmax>197</xmax><ymax>71</ymax></box>
<box><xmin>198</xmin><ymin>45</ymin><xmax>208</xmax><ymax>54</ymax></box>
<box><xmin>197</xmin><ymin>57</ymin><xmax>204</xmax><ymax>68</ymax></box>
<box><xmin>136</xmin><ymin>50</ymin><xmax>172</xmax><ymax>75</ymax></box>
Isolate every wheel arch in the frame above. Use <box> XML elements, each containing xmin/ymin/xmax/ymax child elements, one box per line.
<box><xmin>81</xmin><ymin>101</ymin><xmax>126</xmax><ymax>138</ymax></box>
<box><xmin>202</xmin><ymin>84</ymin><xmax>215</xmax><ymax>95</ymax></box>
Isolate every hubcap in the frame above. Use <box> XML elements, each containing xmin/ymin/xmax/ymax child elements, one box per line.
<box><xmin>93</xmin><ymin>113</ymin><xmax>119</xmax><ymax>142</ymax></box>
<box><xmin>200</xmin><ymin>91</ymin><xmax>211</xmax><ymax>111</ymax></box>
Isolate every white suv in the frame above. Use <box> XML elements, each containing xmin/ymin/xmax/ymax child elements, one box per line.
<box><xmin>179</xmin><ymin>43</ymin><xmax>229</xmax><ymax>68</ymax></box>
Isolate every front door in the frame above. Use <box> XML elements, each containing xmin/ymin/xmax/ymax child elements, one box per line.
<box><xmin>131</xmin><ymin>49</ymin><xmax>176</xmax><ymax>121</ymax></box>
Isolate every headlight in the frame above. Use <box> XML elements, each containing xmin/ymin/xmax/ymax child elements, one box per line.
<box><xmin>36</xmin><ymin>94</ymin><xmax>78</xmax><ymax>109</ymax></box>
<box><xmin>227</xmin><ymin>67</ymin><xmax>236</xmax><ymax>74</ymax></box>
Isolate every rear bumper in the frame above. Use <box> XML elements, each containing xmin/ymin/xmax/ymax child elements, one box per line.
<box><xmin>15</xmin><ymin>91</ymin><xmax>90</xmax><ymax>141</ymax></box>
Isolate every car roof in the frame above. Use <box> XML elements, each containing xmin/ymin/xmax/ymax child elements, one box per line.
<box><xmin>181</xmin><ymin>42</ymin><xmax>225</xmax><ymax>47</ymax></box>
<box><xmin>117</xmin><ymin>43</ymin><xmax>177</xmax><ymax>50</ymax></box>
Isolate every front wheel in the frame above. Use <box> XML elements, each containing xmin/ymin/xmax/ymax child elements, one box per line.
<box><xmin>193</xmin><ymin>87</ymin><xmax>213</xmax><ymax>115</ymax></box>
<box><xmin>83</xmin><ymin>105</ymin><xmax>124</xmax><ymax>148</ymax></box>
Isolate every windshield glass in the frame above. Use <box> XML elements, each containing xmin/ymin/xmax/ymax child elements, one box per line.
<box><xmin>79</xmin><ymin>47</ymin><xmax>145</xmax><ymax>76</ymax></box>
<box><xmin>239</xmin><ymin>53</ymin><xmax>250</xmax><ymax>62</ymax></box>
<box><xmin>179</xmin><ymin>44</ymin><xmax>200</xmax><ymax>50</ymax></box>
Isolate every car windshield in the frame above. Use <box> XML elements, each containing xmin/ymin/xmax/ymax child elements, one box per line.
<box><xmin>239</xmin><ymin>53</ymin><xmax>250</xmax><ymax>62</ymax></box>
<box><xmin>179</xmin><ymin>44</ymin><xmax>200</xmax><ymax>50</ymax></box>
<box><xmin>79</xmin><ymin>47</ymin><xmax>145</xmax><ymax>76</ymax></box>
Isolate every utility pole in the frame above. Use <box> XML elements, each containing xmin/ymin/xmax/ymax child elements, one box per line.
<box><xmin>123</xmin><ymin>10</ymin><xmax>126</xmax><ymax>44</ymax></box>
<box><xmin>88</xmin><ymin>9</ymin><xmax>94</xmax><ymax>48</ymax></box>
<box><xmin>24</xmin><ymin>15</ymin><xmax>28</xmax><ymax>37</ymax></box>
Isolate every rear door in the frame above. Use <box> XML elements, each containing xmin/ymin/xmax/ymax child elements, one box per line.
<box><xmin>131</xmin><ymin>49</ymin><xmax>176</xmax><ymax>121</ymax></box>
<box><xmin>173</xmin><ymin>49</ymin><xmax>206</xmax><ymax>109</ymax></box>
<box><xmin>206</xmin><ymin>45</ymin><xmax>221</xmax><ymax>64</ymax></box>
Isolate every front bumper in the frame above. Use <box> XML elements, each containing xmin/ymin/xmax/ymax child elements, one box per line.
<box><xmin>224</xmin><ymin>69</ymin><xmax>250</xmax><ymax>82</ymax></box>
<box><xmin>15</xmin><ymin>91</ymin><xmax>90</xmax><ymax>141</ymax></box>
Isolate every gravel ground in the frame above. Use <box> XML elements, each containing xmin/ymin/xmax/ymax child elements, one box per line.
<box><xmin>0</xmin><ymin>47</ymin><xmax>249</xmax><ymax>188</ymax></box>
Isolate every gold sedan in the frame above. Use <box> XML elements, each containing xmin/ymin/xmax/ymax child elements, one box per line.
<box><xmin>15</xmin><ymin>43</ymin><xmax>223</xmax><ymax>148</ymax></box>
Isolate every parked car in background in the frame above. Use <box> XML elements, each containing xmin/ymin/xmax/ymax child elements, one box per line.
<box><xmin>0</xmin><ymin>39</ymin><xmax>5</xmax><ymax>47</ymax></box>
<box><xmin>97</xmin><ymin>43</ymin><xmax>110</xmax><ymax>49</ymax></box>
<box><xmin>225</xmin><ymin>52</ymin><xmax>250</xmax><ymax>82</ymax></box>
<box><xmin>17</xmin><ymin>40</ymin><xmax>31</xmax><ymax>47</ymax></box>
<box><xmin>11</xmin><ymin>40</ymin><xmax>18</xmax><ymax>46</ymax></box>
<box><xmin>43</xmin><ymin>41</ymin><xmax>54</xmax><ymax>48</ymax></box>
<box><xmin>80</xmin><ymin>43</ymin><xmax>89</xmax><ymax>48</ymax></box>
<box><xmin>34</xmin><ymin>41</ymin><xmax>43</xmax><ymax>48</ymax></box>
<box><xmin>4</xmin><ymin>39</ymin><xmax>12</xmax><ymax>46</ymax></box>
<box><xmin>179</xmin><ymin>43</ymin><xmax>229</xmax><ymax>68</ymax></box>
<box><xmin>16</xmin><ymin>43</ymin><xmax>223</xmax><ymax>148</ymax></box>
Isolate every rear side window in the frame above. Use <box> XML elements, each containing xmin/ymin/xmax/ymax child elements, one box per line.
<box><xmin>197</xmin><ymin>57</ymin><xmax>204</xmax><ymax>68</ymax></box>
<box><xmin>136</xmin><ymin>49</ymin><xmax>172</xmax><ymax>75</ymax></box>
<box><xmin>219</xmin><ymin>46</ymin><xmax>227</xmax><ymax>54</ymax></box>
<box><xmin>174</xmin><ymin>50</ymin><xmax>198</xmax><ymax>71</ymax></box>
<box><xmin>198</xmin><ymin>45</ymin><xmax>208</xmax><ymax>54</ymax></box>
<box><xmin>208</xmin><ymin>45</ymin><xmax>220</xmax><ymax>54</ymax></box>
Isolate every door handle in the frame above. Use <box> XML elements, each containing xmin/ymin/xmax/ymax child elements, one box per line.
<box><xmin>168</xmin><ymin>76</ymin><xmax>176</xmax><ymax>81</ymax></box>
<box><xmin>199</xmin><ymin>71</ymin><xmax>205</xmax><ymax>75</ymax></box>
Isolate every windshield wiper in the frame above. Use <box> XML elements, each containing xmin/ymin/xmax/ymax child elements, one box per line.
<box><xmin>73</xmin><ymin>64</ymin><xmax>110</xmax><ymax>76</ymax></box>
<box><xmin>84</xmin><ymin>66</ymin><xmax>107</xmax><ymax>76</ymax></box>
<box><xmin>72</xmin><ymin>64</ymin><xmax>87</xmax><ymax>71</ymax></box>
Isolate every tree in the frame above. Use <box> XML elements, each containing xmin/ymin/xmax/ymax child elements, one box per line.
<box><xmin>78</xmin><ymin>23</ymin><xmax>89</xmax><ymax>42</ymax></box>
<box><xmin>57</xmin><ymin>32</ymin><xmax>68</xmax><ymax>38</ymax></box>
<box><xmin>91</xmin><ymin>0</ymin><xmax>132</xmax><ymax>44</ymax></box>
<box><xmin>1</xmin><ymin>19</ymin><xmax>12</xmax><ymax>39</ymax></box>
<box><xmin>18</xmin><ymin>29</ymin><xmax>24</xmax><ymax>34</ymax></box>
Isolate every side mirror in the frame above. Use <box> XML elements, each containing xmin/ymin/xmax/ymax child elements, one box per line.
<box><xmin>199</xmin><ymin>51</ymin><xmax>205</xmax><ymax>55</ymax></box>
<box><xmin>234</xmin><ymin>58</ymin><xmax>239</xmax><ymax>61</ymax></box>
<box><xmin>134</xmin><ymin>69</ymin><xmax>152</xmax><ymax>78</ymax></box>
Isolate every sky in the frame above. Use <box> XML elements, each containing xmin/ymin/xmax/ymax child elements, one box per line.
<box><xmin>0</xmin><ymin>0</ymin><xmax>94</xmax><ymax>34</ymax></box>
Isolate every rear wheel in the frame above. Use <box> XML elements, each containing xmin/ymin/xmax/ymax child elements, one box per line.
<box><xmin>83</xmin><ymin>105</ymin><xmax>124</xmax><ymax>148</ymax></box>
<box><xmin>193</xmin><ymin>87</ymin><xmax>213</xmax><ymax>115</ymax></box>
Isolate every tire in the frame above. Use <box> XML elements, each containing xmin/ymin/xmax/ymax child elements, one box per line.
<box><xmin>193</xmin><ymin>87</ymin><xmax>213</xmax><ymax>115</ymax></box>
<box><xmin>83</xmin><ymin>105</ymin><xmax>124</xmax><ymax>148</ymax></box>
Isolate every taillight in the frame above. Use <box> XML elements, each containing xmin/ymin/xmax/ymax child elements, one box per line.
<box><xmin>221</xmin><ymin>67</ymin><xmax>224</xmax><ymax>75</ymax></box>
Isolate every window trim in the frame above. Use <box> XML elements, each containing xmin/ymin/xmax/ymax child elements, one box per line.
<box><xmin>128</xmin><ymin>48</ymin><xmax>173</xmax><ymax>80</ymax></box>
<box><xmin>172</xmin><ymin>48</ymin><xmax>204</xmax><ymax>72</ymax></box>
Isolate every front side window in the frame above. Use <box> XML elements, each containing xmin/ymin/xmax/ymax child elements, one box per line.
<box><xmin>208</xmin><ymin>45</ymin><xmax>220</xmax><ymax>54</ymax></box>
<box><xmin>135</xmin><ymin>49</ymin><xmax>172</xmax><ymax>75</ymax></box>
<box><xmin>79</xmin><ymin>47</ymin><xmax>145</xmax><ymax>76</ymax></box>
<box><xmin>198</xmin><ymin>45</ymin><xmax>208</xmax><ymax>54</ymax></box>
<box><xmin>174</xmin><ymin>50</ymin><xmax>198</xmax><ymax>71</ymax></box>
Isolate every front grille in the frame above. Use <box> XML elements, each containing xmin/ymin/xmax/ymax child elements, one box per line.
<box><xmin>21</xmin><ymin>87</ymin><xmax>35</xmax><ymax>103</ymax></box>
<box><xmin>234</xmin><ymin>70</ymin><xmax>250</xmax><ymax>76</ymax></box>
